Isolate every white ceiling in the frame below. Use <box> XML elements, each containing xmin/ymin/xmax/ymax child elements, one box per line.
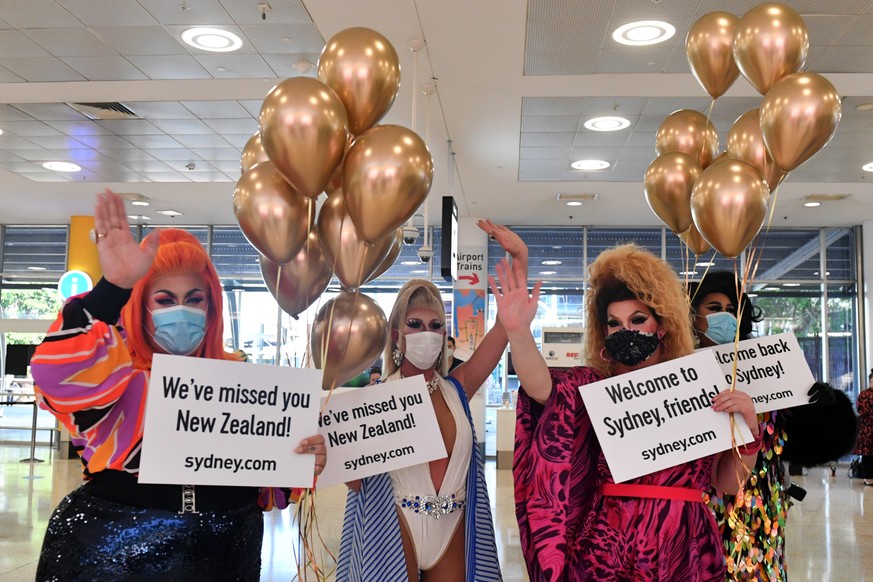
<box><xmin>0</xmin><ymin>0</ymin><xmax>872</xmax><ymax>229</ymax></box>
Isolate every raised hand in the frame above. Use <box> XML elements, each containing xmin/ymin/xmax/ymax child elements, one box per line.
<box><xmin>488</xmin><ymin>258</ymin><xmax>542</xmax><ymax>335</ymax></box>
<box><xmin>478</xmin><ymin>218</ymin><xmax>528</xmax><ymax>283</ymax></box>
<box><xmin>93</xmin><ymin>189</ymin><xmax>159</xmax><ymax>289</ymax></box>
<box><xmin>712</xmin><ymin>389</ymin><xmax>760</xmax><ymax>436</ymax></box>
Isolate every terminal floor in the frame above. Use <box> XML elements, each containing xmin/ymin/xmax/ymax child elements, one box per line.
<box><xmin>0</xmin><ymin>444</ymin><xmax>871</xmax><ymax>581</ymax></box>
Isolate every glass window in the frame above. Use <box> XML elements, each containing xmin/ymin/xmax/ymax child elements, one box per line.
<box><xmin>824</xmin><ymin>228</ymin><xmax>855</xmax><ymax>282</ymax></box>
<box><xmin>827</xmin><ymin>283</ymin><xmax>858</xmax><ymax>399</ymax></box>
<box><xmin>587</xmin><ymin>228</ymin><xmax>661</xmax><ymax>273</ymax></box>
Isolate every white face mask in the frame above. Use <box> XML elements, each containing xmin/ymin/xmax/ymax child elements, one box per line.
<box><xmin>446</xmin><ymin>347</ymin><xmax>454</xmax><ymax>359</ymax></box>
<box><xmin>403</xmin><ymin>331</ymin><xmax>444</xmax><ymax>370</ymax></box>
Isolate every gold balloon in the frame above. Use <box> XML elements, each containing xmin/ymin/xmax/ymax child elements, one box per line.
<box><xmin>317</xmin><ymin>192</ymin><xmax>396</xmax><ymax>290</ymax></box>
<box><xmin>711</xmin><ymin>151</ymin><xmax>729</xmax><ymax>165</ymax></box>
<box><xmin>343</xmin><ymin>125</ymin><xmax>434</xmax><ymax>243</ymax></box>
<box><xmin>367</xmin><ymin>229</ymin><xmax>402</xmax><ymax>283</ymax></box>
<box><xmin>691</xmin><ymin>159</ymin><xmax>770</xmax><ymax>258</ymax></box>
<box><xmin>655</xmin><ymin>109</ymin><xmax>719</xmax><ymax>168</ymax></box>
<box><xmin>644</xmin><ymin>152</ymin><xmax>702</xmax><ymax>234</ymax></box>
<box><xmin>760</xmin><ymin>72</ymin><xmax>842</xmax><ymax>172</ymax></box>
<box><xmin>733</xmin><ymin>3</ymin><xmax>808</xmax><ymax>95</ymax></box>
<box><xmin>240</xmin><ymin>132</ymin><xmax>268</xmax><ymax>174</ymax></box>
<box><xmin>259</xmin><ymin>233</ymin><xmax>332</xmax><ymax>319</ymax></box>
<box><xmin>311</xmin><ymin>291</ymin><xmax>388</xmax><ymax>389</ymax></box>
<box><xmin>727</xmin><ymin>109</ymin><xmax>786</xmax><ymax>192</ymax></box>
<box><xmin>318</xmin><ymin>27</ymin><xmax>401</xmax><ymax>135</ymax></box>
<box><xmin>678</xmin><ymin>224</ymin><xmax>711</xmax><ymax>256</ymax></box>
<box><xmin>686</xmin><ymin>12</ymin><xmax>740</xmax><ymax>99</ymax></box>
<box><xmin>233</xmin><ymin>161</ymin><xmax>315</xmax><ymax>264</ymax></box>
<box><xmin>259</xmin><ymin>77</ymin><xmax>349</xmax><ymax>198</ymax></box>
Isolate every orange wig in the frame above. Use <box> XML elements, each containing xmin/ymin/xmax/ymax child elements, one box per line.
<box><xmin>122</xmin><ymin>229</ymin><xmax>236</xmax><ymax>370</ymax></box>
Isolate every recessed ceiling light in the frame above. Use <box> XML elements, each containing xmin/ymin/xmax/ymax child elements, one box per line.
<box><xmin>27</xmin><ymin>266</ymin><xmax>46</xmax><ymax>271</ymax></box>
<box><xmin>181</xmin><ymin>27</ymin><xmax>243</xmax><ymax>52</ymax></box>
<box><xmin>156</xmin><ymin>209</ymin><xmax>183</xmax><ymax>217</ymax></box>
<box><xmin>857</xmin><ymin>103</ymin><xmax>873</xmax><ymax>111</ymax></box>
<box><xmin>803</xmin><ymin>201</ymin><xmax>821</xmax><ymax>208</ymax></box>
<box><xmin>747</xmin><ymin>293</ymin><xmax>758</xmax><ymax>298</ymax></box>
<box><xmin>127</xmin><ymin>214</ymin><xmax>150</xmax><ymax>220</ymax></box>
<box><xmin>612</xmin><ymin>20</ymin><xmax>676</xmax><ymax>46</ymax></box>
<box><xmin>42</xmin><ymin>161</ymin><xmax>81</xmax><ymax>172</ymax></box>
<box><xmin>401</xmin><ymin>261</ymin><xmax>419</xmax><ymax>266</ymax></box>
<box><xmin>584</xmin><ymin>116</ymin><xmax>631</xmax><ymax>132</ymax></box>
<box><xmin>542</xmin><ymin>260</ymin><xmax>562</xmax><ymax>266</ymax></box>
<box><xmin>679</xmin><ymin>271</ymin><xmax>697</xmax><ymax>276</ymax></box>
<box><xmin>783</xmin><ymin>283</ymin><xmax>800</xmax><ymax>287</ymax></box>
<box><xmin>539</xmin><ymin>271</ymin><xmax>557</xmax><ymax>275</ymax></box>
<box><xmin>863</xmin><ymin>162</ymin><xmax>873</xmax><ymax>172</ymax></box>
<box><xmin>813</xmin><ymin>271</ymin><xmax>831</xmax><ymax>276</ymax></box>
<box><xmin>566</xmin><ymin>201</ymin><xmax>583</xmax><ymax>206</ymax></box>
<box><xmin>571</xmin><ymin>159</ymin><xmax>610</xmax><ymax>171</ymax></box>
<box><xmin>131</xmin><ymin>200</ymin><xmax>150</xmax><ymax>207</ymax></box>
<box><xmin>763</xmin><ymin>286</ymin><xmax>780</xmax><ymax>291</ymax></box>
<box><xmin>0</xmin><ymin>128</ymin><xmax>4</xmax><ymax>135</ymax></box>
<box><xmin>410</xmin><ymin>269</ymin><xmax>428</xmax><ymax>274</ymax></box>
<box><xmin>695</xmin><ymin>261</ymin><xmax>715</xmax><ymax>267</ymax></box>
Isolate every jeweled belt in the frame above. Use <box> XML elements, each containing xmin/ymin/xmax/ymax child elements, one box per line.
<box><xmin>396</xmin><ymin>489</ymin><xmax>466</xmax><ymax>519</ymax></box>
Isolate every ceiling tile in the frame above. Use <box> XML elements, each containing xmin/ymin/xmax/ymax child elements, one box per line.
<box><xmin>520</xmin><ymin>146</ymin><xmax>571</xmax><ymax>161</ymax></box>
<box><xmin>127</xmin><ymin>55</ymin><xmax>211</xmax><ymax>79</ymax></box>
<box><xmin>181</xmin><ymin>100</ymin><xmax>251</xmax><ymax>119</ymax></box>
<box><xmin>0</xmin><ymin>121</ymin><xmax>63</xmax><ymax>137</ymax></box>
<box><xmin>194</xmin><ymin>54</ymin><xmax>275</xmax><ymax>78</ymax></box>
<box><xmin>24</xmin><ymin>136</ymin><xmax>88</xmax><ymax>149</ymax></box>
<box><xmin>0</xmin><ymin>0</ymin><xmax>82</xmax><ymax>28</ymax></box>
<box><xmin>186</xmin><ymin>171</ymin><xmax>233</xmax><ymax>182</ymax></box>
<box><xmin>812</xmin><ymin>46</ymin><xmax>873</xmax><ymax>72</ymax></box>
<box><xmin>222</xmin><ymin>0</ymin><xmax>312</xmax><ymax>25</ymax></box>
<box><xmin>24</xmin><ymin>28</ymin><xmax>117</xmax><ymax>57</ymax></box>
<box><xmin>0</xmin><ymin>57</ymin><xmax>86</xmax><ymax>81</ymax></box>
<box><xmin>239</xmin><ymin>22</ymin><xmax>324</xmax><ymax>53</ymax></box>
<box><xmin>123</xmin><ymin>134</ymin><xmax>185</xmax><ymax>149</ymax></box>
<box><xmin>833</xmin><ymin>15</ymin><xmax>873</xmax><ymax>46</ymax></box>
<box><xmin>44</xmin><ymin>119</ymin><xmax>113</xmax><ymax>135</ymax></box>
<box><xmin>146</xmin><ymin>172</ymin><xmax>191</xmax><ymax>182</ymax></box>
<box><xmin>0</xmin><ymin>64</ymin><xmax>24</xmax><ymax>82</ymax></box>
<box><xmin>594</xmin><ymin>47</ymin><xmax>678</xmax><ymax>74</ymax></box>
<box><xmin>57</xmin><ymin>0</ymin><xmax>158</xmax><ymax>27</ymax></box>
<box><xmin>0</xmin><ymin>30</ymin><xmax>52</xmax><ymax>60</ymax></box>
<box><xmin>124</xmin><ymin>101</ymin><xmax>197</xmax><ymax>120</ymax></box>
<box><xmin>526</xmin><ymin>19</ymin><xmax>609</xmax><ymax>50</ymax></box>
<box><xmin>520</xmin><ymin>132</ymin><xmax>575</xmax><ymax>147</ymax></box>
<box><xmin>136</xmin><ymin>0</ymin><xmax>234</xmax><ymax>26</ymax></box>
<box><xmin>528</xmin><ymin>0</ymin><xmax>613</xmax><ymax>19</ymax></box>
<box><xmin>522</xmin><ymin>97</ymin><xmax>586</xmax><ymax>116</ymax></box>
<box><xmin>149</xmin><ymin>118</ymin><xmax>215</xmax><ymax>135</ymax></box>
<box><xmin>92</xmin><ymin>26</ymin><xmax>188</xmax><ymax>56</ymax></box>
<box><xmin>119</xmin><ymin>159</ymin><xmax>173</xmax><ymax>172</ymax></box>
<box><xmin>172</xmin><ymin>134</ymin><xmax>234</xmax><ymax>149</ymax></box>
<box><xmin>223</xmin><ymin>134</ymin><xmax>255</xmax><ymax>149</ymax></box>
<box><xmin>62</xmin><ymin>56</ymin><xmax>149</xmax><ymax>80</ymax></box>
<box><xmin>522</xmin><ymin>115</ymin><xmax>580</xmax><ymax>133</ymax></box>
<box><xmin>191</xmin><ymin>148</ymin><xmax>241</xmax><ymax>161</ymax></box>
<box><xmin>94</xmin><ymin>119</ymin><xmax>162</xmax><ymax>135</ymax></box>
<box><xmin>148</xmin><ymin>148</ymin><xmax>203</xmax><ymax>162</ymax></box>
<box><xmin>525</xmin><ymin>48</ymin><xmax>598</xmax><ymax>75</ymax></box>
<box><xmin>202</xmin><ymin>118</ymin><xmax>258</xmax><ymax>134</ymax></box>
<box><xmin>261</xmin><ymin>53</ymin><xmax>320</xmax><ymax>78</ymax></box>
<box><xmin>573</xmin><ymin>131</ymin><xmax>630</xmax><ymax>147</ymax></box>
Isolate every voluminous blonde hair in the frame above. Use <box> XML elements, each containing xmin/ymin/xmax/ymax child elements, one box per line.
<box><xmin>584</xmin><ymin>244</ymin><xmax>694</xmax><ymax>377</ymax></box>
<box><xmin>384</xmin><ymin>279</ymin><xmax>448</xmax><ymax>377</ymax></box>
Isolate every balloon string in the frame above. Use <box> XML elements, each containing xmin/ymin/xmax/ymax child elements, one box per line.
<box><xmin>701</xmin><ymin>98</ymin><xmax>716</xmax><ymax>162</ymax></box>
<box><xmin>275</xmin><ymin>264</ymin><xmax>283</xmax><ymax>366</ymax></box>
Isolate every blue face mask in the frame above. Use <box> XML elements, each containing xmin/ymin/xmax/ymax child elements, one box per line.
<box><xmin>150</xmin><ymin>305</ymin><xmax>207</xmax><ymax>355</ymax></box>
<box><xmin>704</xmin><ymin>312</ymin><xmax>738</xmax><ymax>345</ymax></box>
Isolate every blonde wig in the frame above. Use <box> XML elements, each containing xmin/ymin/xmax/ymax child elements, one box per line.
<box><xmin>384</xmin><ymin>279</ymin><xmax>448</xmax><ymax>378</ymax></box>
<box><xmin>584</xmin><ymin>244</ymin><xmax>695</xmax><ymax>377</ymax></box>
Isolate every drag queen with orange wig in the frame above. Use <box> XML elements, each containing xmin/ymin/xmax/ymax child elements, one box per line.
<box><xmin>31</xmin><ymin>190</ymin><xmax>326</xmax><ymax>581</ymax></box>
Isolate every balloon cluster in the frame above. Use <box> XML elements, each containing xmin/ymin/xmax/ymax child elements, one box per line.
<box><xmin>233</xmin><ymin>27</ymin><xmax>434</xmax><ymax>388</ymax></box>
<box><xmin>645</xmin><ymin>4</ymin><xmax>841</xmax><ymax>258</ymax></box>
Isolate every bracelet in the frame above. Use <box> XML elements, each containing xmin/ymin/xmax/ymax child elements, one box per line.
<box><xmin>737</xmin><ymin>431</ymin><xmax>763</xmax><ymax>456</ymax></box>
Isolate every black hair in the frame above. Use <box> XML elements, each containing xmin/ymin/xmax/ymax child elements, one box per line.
<box><xmin>688</xmin><ymin>271</ymin><xmax>763</xmax><ymax>340</ymax></box>
<box><xmin>369</xmin><ymin>366</ymin><xmax>382</xmax><ymax>375</ymax></box>
<box><xmin>594</xmin><ymin>281</ymin><xmax>644</xmax><ymax>326</ymax></box>
<box><xmin>447</xmin><ymin>336</ymin><xmax>456</xmax><ymax>344</ymax></box>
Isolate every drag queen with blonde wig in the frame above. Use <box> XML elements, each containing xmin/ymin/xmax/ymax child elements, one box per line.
<box><xmin>492</xmin><ymin>243</ymin><xmax>761</xmax><ymax>582</ymax></box>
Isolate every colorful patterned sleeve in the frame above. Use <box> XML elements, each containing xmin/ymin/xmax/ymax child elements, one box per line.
<box><xmin>31</xmin><ymin>279</ymin><xmax>148</xmax><ymax>474</ymax></box>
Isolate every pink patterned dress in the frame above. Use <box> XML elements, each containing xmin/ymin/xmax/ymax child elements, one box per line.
<box><xmin>514</xmin><ymin>367</ymin><xmax>726</xmax><ymax>582</ymax></box>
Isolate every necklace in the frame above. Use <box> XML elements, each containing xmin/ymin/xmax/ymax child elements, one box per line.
<box><xmin>399</xmin><ymin>371</ymin><xmax>441</xmax><ymax>395</ymax></box>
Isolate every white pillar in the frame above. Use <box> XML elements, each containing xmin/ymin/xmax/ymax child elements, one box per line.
<box><xmin>862</xmin><ymin>222</ymin><xmax>873</xmax><ymax>375</ymax></box>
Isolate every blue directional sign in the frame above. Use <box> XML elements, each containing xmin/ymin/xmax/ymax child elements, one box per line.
<box><xmin>58</xmin><ymin>270</ymin><xmax>93</xmax><ymax>300</ymax></box>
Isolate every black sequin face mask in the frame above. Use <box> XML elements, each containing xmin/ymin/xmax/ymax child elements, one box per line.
<box><xmin>603</xmin><ymin>328</ymin><xmax>660</xmax><ymax>366</ymax></box>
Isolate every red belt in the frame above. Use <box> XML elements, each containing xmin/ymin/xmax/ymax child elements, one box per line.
<box><xmin>600</xmin><ymin>483</ymin><xmax>704</xmax><ymax>503</ymax></box>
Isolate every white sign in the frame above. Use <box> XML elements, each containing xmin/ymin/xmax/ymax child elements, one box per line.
<box><xmin>139</xmin><ymin>354</ymin><xmax>322</xmax><ymax>488</ymax></box>
<box><xmin>456</xmin><ymin>245</ymin><xmax>486</xmax><ymax>290</ymax></box>
<box><xmin>316</xmin><ymin>376</ymin><xmax>448</xmax><ymax>488</ymax></box>
<box><xmin>580</xmin><ymin>350</ymin><xmax>754</xmax><ymax>483</ymax></box>
<box><xmin>699</xmin><ymin>332</ymin><xmax>814</xmax><ymax>413</ymax></box>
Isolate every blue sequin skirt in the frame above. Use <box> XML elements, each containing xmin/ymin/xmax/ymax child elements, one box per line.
<box><xmin>37</xmin><ymin>487</ymin><xmax>264</xmax><ymax>581</ymax></box>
